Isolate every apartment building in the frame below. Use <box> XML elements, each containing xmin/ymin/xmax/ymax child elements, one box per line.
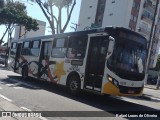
<box><xmin>14</xmin><ymin>19</ymin><xmax>46</xmax><ymax>40</ymax></box>
<box><xmin>78</xmin><ymin>0</ymin><xmax>160</xmax><ymax>68</ymax></box>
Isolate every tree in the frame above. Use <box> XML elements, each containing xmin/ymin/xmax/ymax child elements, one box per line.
<box><xmin>35</xmin><ymin>0</ymin><xmax>76</xmax><ymax>34</ymax></box>
<box><xmin>0</xmin><ymin>1</ymin><xmax>39</xmax><ymax>45</ymax></box>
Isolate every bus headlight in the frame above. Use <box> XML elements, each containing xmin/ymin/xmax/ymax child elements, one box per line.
<box><xmin>108</xmin><ymin>76</ymin><xmax>113</xmax><ymax>82</ymax></box>
<box><xmin>107</xmin><ymin>75</ymin><xmax>119</xmax><ymax>87</ymax></box>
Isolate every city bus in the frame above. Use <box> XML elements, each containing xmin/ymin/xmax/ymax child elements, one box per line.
<box><xmin>8</xmin><ymin>27</ymin><xmax>147</xmax><ymax>96</ymax></box>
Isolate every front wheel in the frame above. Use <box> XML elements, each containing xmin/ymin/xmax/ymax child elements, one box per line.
<box><xmin>22</xmin><ymin>67</ymin><xmax>28</xmax><ymax>80</ymax></box>
<box><xmin>67</xmin><ymin>75</ymin><xmax>81</xmax><ymax>95</ymax></box>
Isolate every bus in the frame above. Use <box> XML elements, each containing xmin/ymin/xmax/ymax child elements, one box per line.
<box><xmin>8</xmin><ymin>27</ymin><xmax>147</xmax><ymax>96</ymax></box>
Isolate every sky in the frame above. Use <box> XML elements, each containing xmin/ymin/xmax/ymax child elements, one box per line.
<box><xmin>0</xmin><ymin>0</ymin><xmax>81</xmax><ymax>43</ymax></box>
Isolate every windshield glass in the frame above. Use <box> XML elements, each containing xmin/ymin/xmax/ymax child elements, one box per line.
<box><xmin>108</xmin><ymin>38</ymin><xmax>146</xmax><ymax>74</ymax></box>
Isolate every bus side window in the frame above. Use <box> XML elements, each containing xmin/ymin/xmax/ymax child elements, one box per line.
<box><xmin>30</xmin><ymin>40</ymin><xmax>40</xmax><ymax>57</ymax></box>
<box><xmin>21</xmin><ymin>41</ymin><xmax>30</xmax><ymax>56</ymax></box>
<box><xmin>10</xmin><ymin>43</ymin><xmax>17</xmax><ymax>55</ymax></box>
<box><xmin>67</xmin><ymin>36</ymin><xmax>87</xmax><ymax>59</ymax></box>
<box><xmin>52</xmin><ymin>38</ymin><xmax>67</xmax><ymax>58</ymax></box>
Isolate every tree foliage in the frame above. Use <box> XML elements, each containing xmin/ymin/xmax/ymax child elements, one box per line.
<box><xmin>0</xmin><ymin>1</ymin><xmax>39</xmax><ymax>45</ymax></box>
<box><xmin>35</xmin><ymin>0</ymin><xmax>76</xmax><ymax>34</ymax></box>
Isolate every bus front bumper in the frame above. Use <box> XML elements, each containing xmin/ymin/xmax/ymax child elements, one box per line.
<box><xmin>103</xmin><ymin>82</ymin><xmax>144</xmax><ymax>96</ymax></box>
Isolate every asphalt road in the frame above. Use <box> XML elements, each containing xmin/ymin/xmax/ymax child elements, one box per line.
<box><xmin>0</xmin><ymin>68</ymin><xmax>160</xmax><ymax>120</ymax></box>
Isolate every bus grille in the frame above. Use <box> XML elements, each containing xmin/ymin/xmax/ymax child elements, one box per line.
<box><xmin>119</xmin><ymin>85</ymin><xmax>143</xmax><ymax>94</ymax></box>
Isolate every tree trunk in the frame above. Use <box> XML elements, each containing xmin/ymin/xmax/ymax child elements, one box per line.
<box><xmin>62</xmin><ymin>0</ymin><xmax>76</xmax><ymax>33</ymax></box>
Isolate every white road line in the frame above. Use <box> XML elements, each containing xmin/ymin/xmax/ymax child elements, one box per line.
<box><xmin>20</xmin><ymin>107</ymin><xmax>48</xmax><ymax>120</ymax></box>
<box><xmin>0</xmin><ymin>87</ymin><xmax>2</xmax><ymax>89</ymax></box>
<box><xmin>0</xmin><ymin>94</ymin><xmax>12</xmax><ymax>102</ymax></box>
<box><xmin>150</xmin><ymin>96</ymin><xmax>160</xmax><ymax>101</ymax></box>
<box><xmin>6</xmin><ymin>84</ymin><xmax>14</xmax><ymax>87</ymax></box>
<box><xmin>20</xmin><ymin>107</ymin><xmax>32</xmax><ymax>111</ymax></box>
<box><xmin>39</xmin><ymin>116</ymin><xmax>48</xmax><ymax>120</ymax></box>
<box><xmin>13</xmin><ymin>87</ymin><xmax>23</xmax><ymax>89</ymax></box>
<box><xmin>9</xmin><ymin>79</ymin><xmax>39</xmax><ymax>89</ymax></box>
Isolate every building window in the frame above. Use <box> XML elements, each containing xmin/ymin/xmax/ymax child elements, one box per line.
<box><xmin>88</xmin><ymin>17</ymin><xmax>91</xmax><ymax>19</ymax></box>
<box><xmin>89</xmin><ymin>6</ymin><xmax>92</xmax><ymax>8</ymax></box>
<box><xmin>112</xmin><ymin>1</ymin><xmax>115</xmax><ymax>3</ymax></box>
<box><xmin>130</xmin><ymin>14</ymin><xmax>134</xmax><ymax>21</ymax></box>
<box><xmin>141</xmin><ymin>22</ymin><xmax>148</xmax><ymax>30</ymax></box>
<box><xmin>133</xmin><ymin>2</ymin><xmax>139</xmax><ymax>10</ymax></box>
<box><xmin>133</xmin><ymin>16</ymin><xmax>137</xmax><ymax>22</ymax></box>
<box><xmin>109</xmin><ymin>13</ymin><xmax>113</xmax><ymax>16</ymax></box>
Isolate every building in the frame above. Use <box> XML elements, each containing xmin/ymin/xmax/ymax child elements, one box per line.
<box><xmin>14</xmin><ymin>19</ymin><xmax>46</xmax><ymax>40</ymax></box>
<box><xmin>78</xmin><ymin>0</ymin><xmax>160</xmax><ymax>68</ymax></box>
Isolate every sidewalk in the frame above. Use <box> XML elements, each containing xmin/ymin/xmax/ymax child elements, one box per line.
<box><xmin>142</xmin><ymin>85</ymin><xmax>160</xmax><ymax>100</ymax></box>
<box><xmin>144</xmin><ymin>84</ymin><xmax>160</xmax><ymax>90</ymax></box>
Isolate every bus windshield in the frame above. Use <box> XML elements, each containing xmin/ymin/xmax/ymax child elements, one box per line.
<box><xmin>108</xmin><ymin>37</ymin><xmax>146</xmax><ymax>74</ymax></box>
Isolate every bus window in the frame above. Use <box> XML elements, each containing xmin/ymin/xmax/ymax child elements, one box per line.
<box><xmin>67</xmin><ymin>36</ymin><xmax>87</xmax><ymax>59</ymax></box>
<box><xmin>52</xmin><ymin>38</ymin><xmax>67</xmax><ymax>58</ymax></box>
<box><xmin>21</xmin><ymin>41</ymin><xmax>30</xmax><ymax>56</ymax></box>
<box><xmin>30</xmin><ymin>40</ymin><xmax>40</xmax><ymax>57</ymax></box>
<box><xmin>10</xmin><ymin>42</ymin><xmax>17</xmax><ymax>55</ymax></box>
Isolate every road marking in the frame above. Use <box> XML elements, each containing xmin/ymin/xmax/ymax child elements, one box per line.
<box><xmin>13</xmin><ymin>87</ymin><xmax>23</xmax><ymax>89</ymax></box>
<box><xmin>0</xmin><ymin>94</ymin><xmax>12</xmax><ymax>102</ymax></box>
<box><xmin>150</xmin><ymin>96</ymin><xmax>160</xmax><ymax>101</ymax></box>
<box><xmin>20</xmin><ymin>107</ymin><xmax>48</xmax><ymax>120</ymax></box>
<box><xmin>20</xmin><ymin>107</ymin><xmax>32</xmax><ymax>111</ymax></box>
<box><xmin>6</xmin><ymin>84</ymin><xmax>14</xmax><ymax>87</ymax></box>
<box><xmin>9</xmin><ymin>79</ymin><xmax>39</xmax><ymax>89</ymax></box>
<box><xmin>0</xmin><ymin>87</ymin><xmax>2</xmax><ymax>89</ymax></box>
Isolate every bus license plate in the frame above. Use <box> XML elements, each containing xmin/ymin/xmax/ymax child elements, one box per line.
<box><xmin>128</xmin><ymin>90</ymin><xmax>135</xmax><ymax>94</ymax></box>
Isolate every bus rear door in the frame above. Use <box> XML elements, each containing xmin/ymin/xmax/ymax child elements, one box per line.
<box><xmin>84</xmin><ymin>34</ymin><xmax>109</xmax><ymax>92</ymax></box>
<box><xmin>14</xmin><ymin>43</ymin><xmax>22</xmax><ymax>73</ymax></box>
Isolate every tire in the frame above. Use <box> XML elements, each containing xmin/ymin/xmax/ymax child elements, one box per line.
<box><xmin>67</xmin><ymin>75</ymin><xmax>81</xmax><ymax>95</ymax></box>
<box><xmin>22</xmin><ymin>67</ymin><xmax>28</xmax><ymax>80</ymax></box>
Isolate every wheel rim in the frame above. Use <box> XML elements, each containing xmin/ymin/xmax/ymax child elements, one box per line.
<box><xmin>70</xmin><ymin>80</ymin><xmax>78</xmax><ymax>91</ymax></box>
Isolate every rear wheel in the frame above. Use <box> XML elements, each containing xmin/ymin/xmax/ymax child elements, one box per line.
<box><xmin>67</xmin><ymin>75</ymin><xmax>81</xmax><ymax>95</ymax></box>
<box><xmin>22</xmin><ymin>67</ymin><xmax>28</xmax><ymax>80</ymax></box>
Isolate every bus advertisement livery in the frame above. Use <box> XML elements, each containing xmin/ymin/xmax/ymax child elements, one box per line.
<box><xmin>8</xmin><ymin>27</ymin><xmax>147</xmax><ymax>96</ymax></box>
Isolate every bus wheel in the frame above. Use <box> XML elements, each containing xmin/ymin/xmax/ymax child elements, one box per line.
<box><xmin>67</xmin><ymin>75</ymin><xmax>81</xmax><ymax>95</ymax></box>
<box><xmin>22</xmin><ymin>67</ymin><xmax>28</xmax><ymax>80</ymax></box>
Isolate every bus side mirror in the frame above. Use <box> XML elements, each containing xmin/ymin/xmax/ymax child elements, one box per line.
<box><xmin>106</xmin><ymin>36</ymin><xmax>115</xmax><ymax>59</ymax></box>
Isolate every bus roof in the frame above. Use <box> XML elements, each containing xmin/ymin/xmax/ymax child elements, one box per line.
<box><xmin>12</xmin><ymin>27</ymin><xmax>146</xmax><ymax>42</ymax></box>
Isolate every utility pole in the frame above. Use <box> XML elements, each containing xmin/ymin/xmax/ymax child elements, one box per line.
<box><xmin>145</xmin><ymin>0</ymin><xmax>159</xmax><ymax>84</ymax></box>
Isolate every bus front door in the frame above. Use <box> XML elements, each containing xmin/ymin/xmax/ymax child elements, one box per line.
<box><xmin>84</xmin><ymin>36</ymin><xmax>109</xmax><ymax>92</ymax></box>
